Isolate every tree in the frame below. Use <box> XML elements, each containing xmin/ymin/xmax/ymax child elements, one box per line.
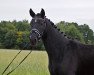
<box><xmin>0</xmin><ymin>20</ymin><xmax>94</xmax><ymax>49</ymax></box>
<box><xmin>57</xmin><ymin>21</ymin><xmax>84</xmax><ymax>43</ymax></box>
<box><xmin>65</xmin><ymin>24</ymin><xmax>84</xmax><ymax>43</ymax></box>
<box><xmin>15</xmin><ymin>20</ymin><xmax>30</xmax><ymax>31</ymax></box>
<box><xmin>16</xmin><ymin>31</ymin><xmax>30</xmax><ymax>49</ymax></box>
<box><xmin>3</xmin><ymin>30</ymin><xmax>17</xmax><ymax>48</ymax></box>
<box><xmin>79</xmin><ymin>24</ymin><xmax>94</xmax><ymax>44</ymax></box>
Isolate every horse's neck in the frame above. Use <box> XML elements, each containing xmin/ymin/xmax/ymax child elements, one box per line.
<box><xmin>42</xmin><ymin>22</ymin><xmax>68</xmax><ymax>56</ymax></box>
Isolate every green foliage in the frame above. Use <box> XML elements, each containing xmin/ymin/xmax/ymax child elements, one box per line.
<box><xmin>78</xmin><ymin>24</ymin><xmax>94</xmax><ymax>44</ymax></box>
<box><xmin>0</xmin><ymin>20</ymin><xmax>94</xmax><ymax>50</ymax></box>
<box><xmin>65</xmin><ymin>24</ymin><xmax>84</xmax><ymax>43</ymax></box>
<box><xmin>3</xmin><ymin>30</ymin><xmax>17</xmax><ymax>48</ymax></box>
<box><xmin>0</xmin><ymin>20</ymin><xmax>31</xmax><ymax>49</ymax></box>
<box><xmin>16</xmin><ymin>31</ymin><xmax>30</xmax><ymax>49</ymax></box>
<box><xmin>15</xmin><ymin>20</ymin><xmax>30</xmax><ymax>31</ymax></box>
<box><xmin>0</xmin><ymin>20</ymin><xmax>45</xmax><ymax>50</ymax></box>
<box><xmin>57</xmin><ymin>21</ymin><xmax>94</xmax><ymax>44</ymax></box>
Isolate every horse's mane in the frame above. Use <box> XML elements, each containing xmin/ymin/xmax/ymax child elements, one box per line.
<box><xmin>46</xmin><ymin>18</ymin><xmax>78</xmax><ymax>41</ymax></box>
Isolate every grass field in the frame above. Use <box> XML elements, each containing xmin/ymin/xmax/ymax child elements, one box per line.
<box><xmin>0</xmin><ymin>49</ymin><xmax>50</xmax><ymax>75</ymax></box>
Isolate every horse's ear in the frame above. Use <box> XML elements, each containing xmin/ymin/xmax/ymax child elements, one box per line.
<box><xmin>29</xmin><ymin>8</ymin><xmax>35</xmax><ymax>18</ymax></box>
<box><xmin>40</xmin><ymin>8</ymin><xmax>45</xmax><ymax>18</ymax></box>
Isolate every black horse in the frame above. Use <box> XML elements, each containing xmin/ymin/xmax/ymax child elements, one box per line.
<box><xmin>29</xmin><ymin>8</ymin><xmax>94</xmax><ymax>75</ymax></box>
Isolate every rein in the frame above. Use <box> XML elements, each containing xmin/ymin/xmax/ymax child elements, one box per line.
<box><xmin>2</xmin><ymin>43</ymin><xmax>32</xmax><ymax>75</ymax></box>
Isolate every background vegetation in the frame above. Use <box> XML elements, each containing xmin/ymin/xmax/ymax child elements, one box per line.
<box><xmin>0</xmin><ymin>20</ymin><xmax>94</xmax><ymax>50</ymax></box>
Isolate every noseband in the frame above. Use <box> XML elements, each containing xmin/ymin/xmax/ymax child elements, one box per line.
<box><xmin>31</xmin><ymin>28</ymin><xmax>41</xmax><ymax>39</ymax></box>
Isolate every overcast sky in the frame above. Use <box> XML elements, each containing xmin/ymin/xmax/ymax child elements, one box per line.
<box><xmin>0</xmin><ymin>0</ymin><xmax>94</xmax><ymax>31</ymax></box>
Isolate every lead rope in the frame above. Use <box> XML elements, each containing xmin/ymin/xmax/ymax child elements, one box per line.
<box><xmin>6</xmin><ymin>51</ymin><xmax>32</xmax><ymax>75</ymax></box>
<box><xmin>2</xmin><ymin>50</ymin><xmax>22</xmax><ymax>75</ymax></box>
<box><xmin>2</xmin><ymin>43</ymin><xmax>32</xmax><ymax>75</ymax></box>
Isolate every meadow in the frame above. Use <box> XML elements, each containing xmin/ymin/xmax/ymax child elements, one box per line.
<box><xmin>0</xmin><ymin>49</ymin><xmax>50</xmax><ymax>75</ymax></box>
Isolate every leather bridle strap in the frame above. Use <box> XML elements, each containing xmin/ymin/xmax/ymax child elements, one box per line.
<box><xmin>31</xmin><ymin>28</ymin><xmax>41</xmax><ymax>39</ymax></box>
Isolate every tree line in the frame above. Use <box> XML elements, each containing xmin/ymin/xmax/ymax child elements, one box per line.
<box><xmin>0</xmin><ymin>20</ymin><xmax>94</xmax><ymax>50</ymax></box>
<box><xmin>57</xmin><ymin>21</ymin><xmax>94</xmax><ymax>44</ymax></box>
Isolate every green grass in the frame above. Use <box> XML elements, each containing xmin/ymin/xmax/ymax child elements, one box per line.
<box><xmin>0</xmin><ymin>49</ymin><xmax>50</xmax><ymax>75</ymax></box>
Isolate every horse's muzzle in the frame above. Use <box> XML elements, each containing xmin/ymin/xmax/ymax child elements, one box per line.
<box><xmin>29</xmin><ymin>33</ymin><xmax>38</xmax><ymax>46</ymax></box>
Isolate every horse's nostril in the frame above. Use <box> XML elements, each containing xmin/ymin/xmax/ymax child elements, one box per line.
<box><xmin>35</xmin><ymin>38</ymin><xmax>38</xmax><ymax>43</ymax></box>
<box><xmin>30</xmin><ymin>37</ymin><xmax>38</xmax><ymax>46</ymax></box>
<box><xmin>34</xmin><ymin>38</ymin><xmax>37</xmax><ymax>42</ymax></box>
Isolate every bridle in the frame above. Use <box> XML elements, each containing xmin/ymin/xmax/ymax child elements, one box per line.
<box><xmin>30</xmin><ymin>18</ymin><xmax>47</xmax><ymax>40</ymax></box>
<box><xmin>31</xmin><ymin>28</ymin><xmax>41</xmax><ymax>39</ymax></box>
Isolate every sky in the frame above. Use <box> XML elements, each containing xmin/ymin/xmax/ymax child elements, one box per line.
<box><xmin>0</xmin><ymin>0</ymin><xmax>94</xmax><ymax>31</ymax></box>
